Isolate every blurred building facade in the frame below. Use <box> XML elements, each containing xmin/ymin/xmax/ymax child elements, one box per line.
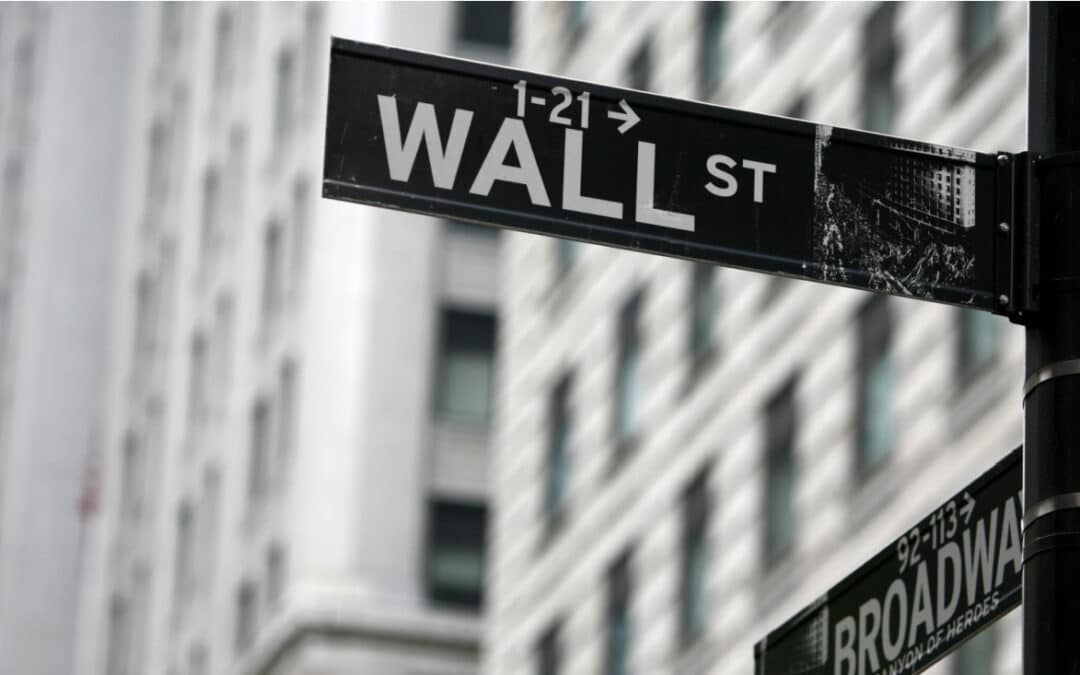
<box><xmin>0</xmin><ymin>4</ymin><xmax>135</xmax><ymax>675</ymax></box>
<box><xmin>486</xmin><ymin>3</ymin><xmax>1025</xmax><ymax>675</ymax></box>
<box><xmin>76</xmin><ymin>3</ymin><xmax>512</xmax><ymax>675</ymax></box>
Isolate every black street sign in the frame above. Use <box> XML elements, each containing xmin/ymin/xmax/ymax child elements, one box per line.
<box><xmin>754</xmin><ymin>447</ymin><xmax>1022</xmax><ymax>675</ymax></box>
<box><xmin>323</xmin><ymin>39</ymin><xmax>1014</xmax><ymax>312</ymax></box>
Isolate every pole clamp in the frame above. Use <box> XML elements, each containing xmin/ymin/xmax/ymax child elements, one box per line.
<box><xmin>1023</xmin><ymin>492</ymin><xmax>1080</xmax><ymax>531</ymax></box>
<box><xmin>1022</xmin><ymin>358</ymin><xmax>1080</xmax><ymax>400</ymax></box>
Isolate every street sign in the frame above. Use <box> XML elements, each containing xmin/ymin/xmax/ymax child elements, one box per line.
<box><xmin>754</xmin><ymin>447</ymin><xmax>1021</xmax><ymax>675</ymax></box>
<box><xmin>323</xmin><ymin>39</ymin><xmax>1014</xmax><ymax>312</ymax></box>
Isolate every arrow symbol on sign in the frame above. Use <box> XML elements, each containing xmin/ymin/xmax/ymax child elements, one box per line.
<box><xmin>960</xmin><ymin>491</ymin><xmax>976</xmax><ymax>525</ymax></box>
<box><xmin>607</xmin><ymin>99</ymin><xmax>640</xmax><ymax>134</ymax></box>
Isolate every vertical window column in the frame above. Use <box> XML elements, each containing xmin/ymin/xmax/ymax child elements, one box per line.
<box><xmin>606</xmin><ymin>550</ymin><xmax>633</xmax><ymax>675</ymax></box>
<box><xmin>862</xmin><ymin>4</ymin><xmax>898</xmax><ymax>133</ymax></box>
<box><xmin>679</xmin><ymin>468</ymin><xmax>711</xmax><ymax>645</ymax></box>
<box><xmin>613</xmin><ymin>292</ymin><xmax>644</xmax><ymax>456</ymax></box>
<box><xmin>857</xmin><ymin>297</ymin><xmax>895</xmax><ymax>474</ymax></box>
<box><xmin>545</xmin><ymin>373</ymin><xmax>573</xmax><ymax>526</ymax></box>
<box><xmin>765</xmin><ymin>378</ymin><xmax>798</xmax><ymax>561</ymax></box>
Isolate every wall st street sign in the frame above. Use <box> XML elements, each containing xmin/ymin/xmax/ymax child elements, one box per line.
<box><xmin>754</xmin><ymin>447</ymin><xmax>1022</xmax><ymax>675</ymax></box>
<box><xmin>323</xmin><ymin>39</ymin><xmax>1017</xmax><ymax>312</ymax></box>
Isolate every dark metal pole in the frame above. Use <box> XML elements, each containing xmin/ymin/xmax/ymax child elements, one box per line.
<box><xmin>1024</xmin><ymin>3</ymin><xmax>1080</xmax><ymax>674</ymax></box>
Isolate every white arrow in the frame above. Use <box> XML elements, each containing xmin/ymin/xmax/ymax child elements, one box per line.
<box><xmin>960</xmin><ymin>491</ymin><xmax>976</xmax><ymax>525</ymax></box>
<box><xmin>607</xmin><ymin>99</ymin><xmax>640</xmax><ymax>134</ymax></box>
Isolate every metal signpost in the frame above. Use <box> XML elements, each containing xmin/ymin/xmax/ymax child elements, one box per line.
<box><xmin>753</xmin><ymin>448</ymin><xmax>1022</xmax><ymax>675</ymax></box>
<box><xmin>323</xmin><ymin>39</ymin><xmax>1018</xmax><ymax>313</ymax></box>
<box><xmin>323</xmin><ymin>5</ymin><xmax>1080</xmax><ymax>672</ymax></box>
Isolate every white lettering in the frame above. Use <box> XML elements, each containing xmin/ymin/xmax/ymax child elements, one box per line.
<box><xmin>377</xmin><ymin>96</ymin><xmax>473</xmax><ymax>190</ymax></box>
<box><xmin>636</xmin><ymin>141</ymin><xmax>695</xmax><ymax>231</ymax></box>
<box><xmin>835</xmin><ymin>616</ymin><xmax>857</xmax><ymax>675</ymax></box>
<box><xmin>742</xmin><ymin>159</ymin><xmax>777</xmax><ymax>204</ymax></box>
<box><xmin>858</xmin><ymin>598</ymin><xmax>882</xmax><ymax>675</ymax></box>
<box><xmin>963</xmin><ymin>509</ymin><xmax>998</xmax><ymax>605</ymax></box>
<box><xmin>995</xmin><ymin>495</ymin><xmax>1022</xmax><ymax>587</ymax></box>
<box><xmin>908</xmin><ymin>560</ymin><xmax>935</xmax><ymax>647</ymax></box>
<box><xmin>881</xmin><ymin>578</ymin><xmax>908</xmax><ymax>662</ymax></box>
<box><xmin>470</xmin><ymin>117</ymin><xmax>550</xmax><ymax>206</ymax></box>
<box><xmin>936</xmin><ymin>541</ymin><xmax>963</xmax><ymax>626</ymax></box>
<box><xmin>562</xmin><ymin>129</ymin><xmax>622</xmax><ymax>219</ymax></box>
<box><xmin>705</xmin><ymin>154</ymin><xmax>738</xmax><ymax>198</ymax></box>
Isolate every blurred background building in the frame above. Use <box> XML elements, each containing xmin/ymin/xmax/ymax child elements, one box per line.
<box><xmin>71</xmin><ymin>3</ymin><xmax>512</xmax><ymax>675</ymax></box>
<box><xmin>485</xmin><ymin>3</ymin><xmax>1023</xmax><ymax>675</ymax></box>
<box><xmin>0</xmin><ymin>3</ymin><xmax>1031</xmax><ymax>675</ymax></box>
<box><xmin>0</xmin><ymin>4</ymin><xmax>134</xmax><ymax>675</ymax></box>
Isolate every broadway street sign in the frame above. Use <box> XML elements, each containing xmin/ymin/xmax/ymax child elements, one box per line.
<box><xmin>323</xmin><ymin>39</ymin><xmax>1016</xmax><ymax>312</ymax></box>
<box><xmin>754</xmin><ymin>447</ymin><xmax>1022</xmax><ymax>675</ymax></box>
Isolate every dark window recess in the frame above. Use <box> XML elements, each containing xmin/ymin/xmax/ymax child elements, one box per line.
<box><xmin>545</xmin><ymin>373</ymin><xmax>573</xmax><ymax>524</ymax></box>
<box><xmin>956</xmin><ymin>308</ymin><xmax>1001</xmax><ymax>378</ymax></box>
<box><xmin>765</xmin><ymin>377</ymin><xmax>798</xmax><ymax>561</ymax></box>
<box><xmin>960</xmin><ymin>2</ymin><xmax>1000</xmax><ymax>63</ymax></box>
<box><xmin>234</xmin><ymin>583</ymin><xmax>256</xmax><ymax>653</ymax></box>
<box><xmin>627</xmin><ymin>38</ymin><xmax>652</xmax><ymax>92</ymax></box>
<box><xmin>536</xmin><ymin>622</ymin><xmax>562</xmax><ymax>675</ymax></box>
<box><xmin>785</xmin><ymin>94</ymin><xmax>808</xmax><ymax>120</ymax></box>
<box><xmin>426</xmin><ymin>500</ymin><xmax>488</xmax><ymax>609</ymax></box>
<box><xmin>679</xmin><ymin>467</ymin><xmax>711</xmax><ymax>645</ymax></box>
<box><xmin>556</xmin><ymin>238</ymin><xmax>580</xmax><ymax>278</ymax></box>
<box><xmin>699</xmin><ymin>2</ymin><xmax>727</xmax><ymax>95</ymax></box>
<box><xmin>435</xmin><ymin>309</ymin><xmax>497</xmax><ymax>425</ymax></box>
<box><xmin>447</xmin><ymin>218</ymin><xmax>498</xmax><ymax>238</ymax></box>
<box><xmin>857</xmin><ymin>297</ymin><xmax>895</xmax><ymax>474</ymax></box>
<box><xmin>689</xmin><ymin>264</ymin><xmax>717</xmax><ymax>366</ymax></box>
<box><xmin>566</xmin><ymin>2</ymin><xmax>590</xmax><ymax>45</ymax></box>
<box><xmin>613</xmin><ymin>291</ymin><xmax>644</xmax><ymax>451</ymax></box>
<box><xmin>456</xmin><ymin>2</ymin><xmax>513</xmax><ymax>49</ymax></box>
<box><xmin>952</xmin><ymin>624</ymin><xmax>996</xmax><ymax>675</ymax></box>
<box><xmin>605</xmin><ymin>550</ymin><xmax>633</xmax><ymax>675</ymax></box>
<box><xmin>862</xmin><ymin>3</ymin><xmax>898</xmax><ymax>133</ymax></box>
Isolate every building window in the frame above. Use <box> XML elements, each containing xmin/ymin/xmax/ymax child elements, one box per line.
<box><xmin>119</xmin><ymin>432</ymin><xmax>142</xmax><ymax>520</ymax></box>
<box><xmin>267</xmin><ymin>544</ymin><xmax>286</xmax><ymax>609</ymax></box>
<box><xmin>953</xmin><ymin>625</ymin><xmax>995</xmax><ymax>675</ymax></box>
<box><xmin>857</xmin><ymin>297</ymin><xmax>895</xmax><ymax>474</ymax></box>
<box><xmin>261</xmin><ymin>220</ymin><xmax>283</xmax><ymax>324</ymax></box>
<box><xmin>173</xmin><ymin>502</ymin><xmax>195</xmax><ymax>618</ymax></box>
<box><xmin>187</xmin><ymin>332</ymin><xmax>207</xmax><ymax>427</ymax></box>
<box><xmin>200</xmin><ymin>466</ymin><xmax>221</xmax><ymax>593</ymax></box>
<box><xmin>105</xmin><ymin>595</ymin><xmax>131</xmax><ymax>675</ymax></box>
<box><xmin>679</xmin><ymin>468</ymin><xmax>710</xmax><ymax>645</ymax></box>
<box><xmin>211</xmin><ymin>8</ymin><xmax>234</xmax><ymax>94</ymax></box>
<box><xmin>188</xmin><ymin>643</ymin><xmax>208</xmax><ymax>675</ymax></box>
<box><xmin>536</xmin><ymin>622</ymin><xmax>562</xmax><ymax>675</ymax></box>
<box><xmin>765</xmin><ymin>377</ymin><xmax>798</xmax><ymax>561</ymax></box>
<box><xmin>456</xmin><ymin>2</ymin><xmax>513</xmax><ymax>49</ymax></box>
<box><xmin>273</xmin><ymin>47</ymin><xmax>296</xmax><ymax>143</ymax></box>
<box><xmin>247</xmin><ymin>399</ymin><xmax>272</xmax><ymax>509</ymax></box>
<box><xmin>555</xmin><ymin>238</ymin><xmax>580</xmax><ymax>279</ymax></box>
<box><xmin>627</xmin><ymin>37</ymin><xmax>651</xmax><ymax>92</ymax></box>
<box><xmin>566</xmin><ymin>2</ymin><xmax>589</xmax><ymax>45</ymax></box>
<box><xmin>435</xmin><ymin>309</ymin><xmax>497</xmax><ymax>425</ymax></box>
<box><xmin>689</xmin><ymin>264</ymin><xmax>717</xmax><ymax>368</ymax></box>
<box><xmin>226</xmin><ymin>126</ymin><xmax>247</xmax><ymax>222</ymax></box>
<box><xmin>133</xmin><ymin>273</ymin><xmax>157</xmax><ymax>369</ymax></box>
<box><xmin>545</xmin><ymin>373</ymin><xmax>573</xmax><ymax>525</ymax></box>
<box><xmin>862</xmin><ymin>3</ymin><xmax>898</xmax><ymax>133</ymax></box>
<box><xmin>957</xmin><ymin>308</ymin><xmax>1001</xmax><ymax>378</ymax></box>
<box><xmin>699</xmin><ymin>2</ymin><xmax>727</xmax><ymax>95</ymax></box>
<box><xmin>303</xmin><ymin>4</ymin><xmax>325</xmax><ymax>106</ymax></box>
<box><xmin>425</xmin><ymin>500</ymin><xmax>488</xmax><ymax>610</ymax></box>
<box><xmin>960</xmin><ymin>2</ymin><xmax>999</xmax><ymax>64</ymax></box>
<box><xmin>234</xmin><ymin>582</ymin><xmax>257</xmax><ymax>654</ymax></box>
<box><xmin>605</xmin><ymin>550</ymin><xmax>633</xmax><ymax>675</ymax></box>
<box><xmin>613</xmin><ymin>291</ymin><xmax>644</xmax><ymax>451</ymax></box>
<box><xmin>147</xmin><ymin>120</ymin><xmax>171</xmax><ymax>206</ymax></box>
<box><xmin>291</xmin><ymin>179</ymin><xmax>310</xmax><ymax>299</ymax></box>
<box><xmin>277</xmin><ymin>359</ymin><xmax>297</xmax><ymax>485</ymax></box>
<box><xmin>199</xmin><ymin>168</ymin><xmax>221</xmax><ymax>267</ymax></box>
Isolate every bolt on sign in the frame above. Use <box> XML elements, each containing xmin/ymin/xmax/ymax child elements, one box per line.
<box><xmin>323</xmin><ymin>39</ymin><xmax>1016</xmax><ymax>312</ymax></box>
<box><xmin>754</xmin><ymin>447</ymin><xmax>1022</xmax><ymax>675</ymax></box>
